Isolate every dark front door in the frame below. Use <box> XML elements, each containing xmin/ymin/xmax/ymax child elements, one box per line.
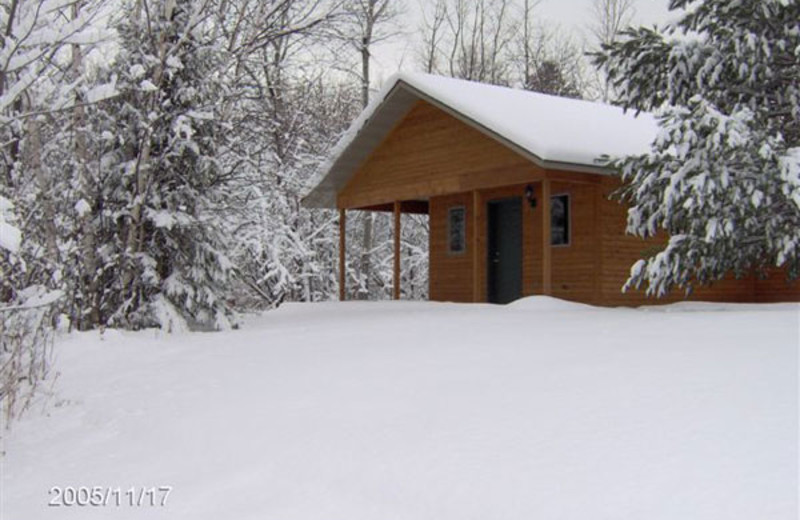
<box><xmin>487</xmin><ymin>197</ymin><xmax>523</xmax><ymax>304</ymax></box>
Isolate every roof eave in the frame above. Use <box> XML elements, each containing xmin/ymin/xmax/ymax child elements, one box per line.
<box><xmin>302</xmin><ymin>81</ymin><xmax>419</xmax><ymax>209</ymax></box>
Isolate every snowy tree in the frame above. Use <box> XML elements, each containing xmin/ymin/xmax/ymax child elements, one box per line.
<box><xmin>337</xmin><ymin>0</ymin><xmax>404</xmax><ymax>108</ymax></box>
<box><xmin>593</xmin><ymin>0</ymin><xmax>800</xmax><ymax>296</ymax></box>
<box><xmin>418</xmin><ymin>0</ymin><xmax>518</xmax><ymax>84</ymax></box>
<box><xmin>514</xmin><ymin>0</ymin><xmax>584</xmax><ymax>97</ymax></box>
<box><xmin>419</xmin><ymin>0</ymin><xmax>447</xmax><ymax>73</ymax></box>
<box><xmin>1</xmin><ymin>189</ymin><xmax>61</xmax><ymax>421</ymax></box>
<box><xmin>523</xmin><ymin>58</ymin><xmax>582</xmax><ymax>98</ymax></box>
<box><xmin>198</xmin><ymin>0</ymin><xmax>358</xmax><ymax>307</ymax></box>
<box><xmin>223</xmin><ymin>73</ymin><xmax>360</xmax><ymax>307</ymax></box>
<box><xmin>99</xmin><ymin>0</ymin><xmax>235</xmax><ymax>330</ymax></box>
<box><xmin>0</xmin><ymin>0</ymin><xmax>110</xmax><ymax>324</ymax></box>
<box><xmin>418</xmin><ymin>0</ymin><xmax>587</xmax><ymax>96</ymax></box>
<box><xmin>588</xmin><ymin>0</ymin><xmax>635</xmax><ymax>101</ymax></box>
<box><xmin>331</xmin><ymin>0</ymin><xmax>405</xmax><ymax>299</ymax></box>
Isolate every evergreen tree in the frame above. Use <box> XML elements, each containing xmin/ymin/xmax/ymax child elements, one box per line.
<box><xmin>593</xmin><ymin>0</ymin><xmax>800</xmax><ymax>296</ymax></box>
<box><xmin>105</xmin><ymin>0</ymin><xmax>234</xmax><ymax>329</ymax></box>
<box><xmin>524</xmin><ymin>59</ymin><xmax>582</xmax><ymax>98</ymax></box>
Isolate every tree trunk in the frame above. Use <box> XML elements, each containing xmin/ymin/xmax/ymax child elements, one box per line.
<box><xmin>122</xmin><ymin>0</ymin><xmax>167</xmax><ymax>304</ymax></box>
<box><xmin>359</xmin><ymin>212</ymin><xmax>374</xmax><ymax>298</ymax></box>
<box><xmin>73</xmin><ymin>1</ymin><xmax>100</xmax><ymax>328</ymax></box>
<box><xmin>361</xmin><ymin>40</ymin><xmax>370</xmax><ymax>109</ymax></box>
<box><xmin>26</xmin><ymin>118</ymin><xmax>58</xmax><ymax>261</ymax></box>
<box><xmin>358</xmin><ymin>3</ymin><xmax>376</xmax><ymax>299</ymax></box>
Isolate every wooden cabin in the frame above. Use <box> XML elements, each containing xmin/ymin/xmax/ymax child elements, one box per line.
<box><xmin>303</xmin><ymin>73</ymin><xmax>800</xmax><ymax>305</ymax></box>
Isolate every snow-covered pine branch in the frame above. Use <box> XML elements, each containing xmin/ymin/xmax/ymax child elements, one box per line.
<box><xmin>592</xmin><ymin>0</ymin><xmax>800</xmax><ymax>296</ymax></box>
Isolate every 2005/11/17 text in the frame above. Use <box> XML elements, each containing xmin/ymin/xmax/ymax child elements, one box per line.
<box><xmin>48</xmin><ymin>486</ymin><xmax>173</xmax><ymax>507</ymax></box>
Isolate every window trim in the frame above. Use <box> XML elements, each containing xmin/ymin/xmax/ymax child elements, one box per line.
<box><xmin>447</xmin><ymin>205</ymin><xmax>467</xmax><ymax>255</ymax></box>
<box><xmin>550</xmin><ymin>193</ymin><xmax>571</xmax><ymax>248</ymax></box>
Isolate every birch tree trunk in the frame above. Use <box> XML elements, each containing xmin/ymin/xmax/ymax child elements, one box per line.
<box><xmin>357</xmin><ymin>1</ymin><xmax>377</xmax><ymax>299</ymax></box>
<box><xmin>121</xmin><ymin>0</ymin><xmax>168</xmax><ymax>306</ymax></box>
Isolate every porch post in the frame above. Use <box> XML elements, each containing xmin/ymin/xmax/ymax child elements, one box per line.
<box><xmin>339</xmin><ymin>208</ymin><xmax>346</xmax><ymax>301</ymax></box>
<box><xmin>541</xmin><ymin>179</ymin><xmax>552</xmax><ymax>295</ymax></box>
<box><xmin>472</xmin><ymin>190</ymin><xmax>481</xmax><ymax>302</ymax></box>
<box><xmin>393</xmin><ymin>201</ymin><xmax>401</xmax><ymax>300</ymax></box>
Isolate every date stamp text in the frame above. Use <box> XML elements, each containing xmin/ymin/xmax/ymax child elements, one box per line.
<box><xmin>48</xmin><ymin>486</ymin><xmax>173</xmax><ymax>507</ymax></box>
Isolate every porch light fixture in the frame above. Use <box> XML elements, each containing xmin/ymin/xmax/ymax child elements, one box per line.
<box><xmin>525</xmin><ymin>184</ymin><xmax>537</xmax><ymax>208</ymax></box>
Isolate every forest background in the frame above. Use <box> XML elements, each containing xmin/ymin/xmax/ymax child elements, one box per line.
<box><xmin>0</xmin><ymin>0</ymin><xmax>649</xmax><ymax>334</ymax></box>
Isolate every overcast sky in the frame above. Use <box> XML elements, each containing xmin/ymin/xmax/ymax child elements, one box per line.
<box><xmin>370</xmin><ymin>0</ymin><xmax>675</xmax><ymax>83</ymax></box>
<box><xmin>536</xmin><ymin>0</ymin><xmax>672</xmax><ymax>30</ymax></box>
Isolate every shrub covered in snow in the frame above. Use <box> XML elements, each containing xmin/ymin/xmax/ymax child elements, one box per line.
<box><xmin>1</xmin><ymin>182</ymin><xmax>60</xmax><ymax>423</ymax></box>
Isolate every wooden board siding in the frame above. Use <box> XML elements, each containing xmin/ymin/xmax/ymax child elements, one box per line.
<box><xmin>597</xmin><ymin>176</ymin><xmax>800</xmax><ymax>304</ymax></box>
<box><xmin>754</xmin><ymin>270</ymin><xmax>800</xmax><ymax>302</ymax></box>
<box><xmin>338</xmin><ymin>100</ymin><xmax>572</xmax><ymax>210</ymax></box>
<box><xmin>429</xmin><ymin>193</ymin><xmax>474</xmax><ymax>302</ymax></box>
<box><xmin>598</xmin><ymin>176</ymin><xmax>753</xmax><ymax>304</ymax></box>
<box><xmin>430</xmin><ymin>181</ymin><xmax>602</xmax><ymax>304</ymax></box>
<box><xmin>348</xmin><ymin>99</ymin><xmax>605</xmax><ymax>304</ymax></box>
<box><xmin>540</xmin><ymin>181</ymin><xmax>599</xmax><ymax>304</ymax></box>
<box><xmin>524</xmin><ymin>187</ymin><xmax>544</xmax><ymax>298</ymax></box>
<box><xmin>431</xmin><ymin>175</ymin><xmax>800</xmax><ymax>305</ymax></box>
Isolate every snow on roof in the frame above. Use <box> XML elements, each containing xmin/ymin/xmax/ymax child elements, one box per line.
<box><xmin>405</xmin><ymin>72</ymin><xmax>658</xmax><ymax>165</ymax></box>
<box><xmin>303</xmin><ymin>72</ymin><xmax>658</xmax><ymax>208</ymax></box>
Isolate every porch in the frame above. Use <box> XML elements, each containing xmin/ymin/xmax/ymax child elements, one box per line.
<box><xmin>337</xmin><ymin>179</ymin><xmax>563</xmax><ymax>303</ymax></box>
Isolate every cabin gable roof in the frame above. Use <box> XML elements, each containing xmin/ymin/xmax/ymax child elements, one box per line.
<box><xmin>303</xmin><ymin>73</ymin><xmax>657</xmax><ymax>209</ymax></box>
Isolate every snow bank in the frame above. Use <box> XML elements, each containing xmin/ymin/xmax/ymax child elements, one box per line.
<box><xmin>640</xmin><ymin>301</ymin><xmax>800</xmax><ymax>313</ymax></box>
<box><xmin>506</xmin><ymin>295</ymin><xmax>597</xmax><ymax>311</ymax></box>
<box><xmin>4</xmin><ymin>301</ymin><xmax>797</xmax><ymax>520</ymax></box>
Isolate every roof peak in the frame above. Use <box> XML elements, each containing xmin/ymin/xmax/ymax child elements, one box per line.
<box><xmin>389</xmin><ymin>71</ymin><xmax>630</xmax><ymax>110</ymax></box>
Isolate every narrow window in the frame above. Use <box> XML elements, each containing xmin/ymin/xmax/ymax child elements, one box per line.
<box><xmin>448</xmin><ymin>206</ymin><xmax>466</xmax><ymax>254</ymax></box>
<box><xmin>551</xmin><ymin>194</ymin><xmax>570</xmax><ymax>246</ymax></box>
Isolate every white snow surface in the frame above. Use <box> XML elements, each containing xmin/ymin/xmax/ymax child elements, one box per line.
<box><xmin>3</xmin><ymin>298</ymin><xmax>798</xmax><ymax>519</ymax></box>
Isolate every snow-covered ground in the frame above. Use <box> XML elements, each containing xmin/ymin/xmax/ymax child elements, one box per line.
<box><xmin>2</xmin><ymin>298</ymin><xmax>798</xmax><ymax>519</ymax></box>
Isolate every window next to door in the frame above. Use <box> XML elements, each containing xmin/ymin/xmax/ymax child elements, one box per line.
<box><xmin>551</xmin><ymin>194</ymin><xmax>570</xmax><ymax>246</ymax></box>
<box><xmin>448</xmin><ymin>206</ymin><xmax>466</xmax><ymax>254</ymax></box>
